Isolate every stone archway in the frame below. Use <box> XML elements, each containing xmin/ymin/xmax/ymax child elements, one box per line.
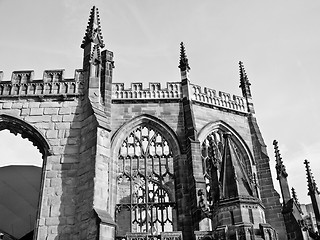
<box><xmin>0</xmin><ymin>114</ymin><xmax>50</xmax><ymax>239</ymax></box>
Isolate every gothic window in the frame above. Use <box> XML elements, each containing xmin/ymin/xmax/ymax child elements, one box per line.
<box><xmin>201</xmin><ymin>129</ymin><xmax>253</xmax><ymax>205</ymax></box>
<box><xmin>116</xmin><ymin>125</ymin><xmax>176</xmax><ymax>238</ymax></box>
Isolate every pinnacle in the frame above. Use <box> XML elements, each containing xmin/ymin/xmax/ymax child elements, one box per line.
<box><xmin>273</xmin><ymin>140</ymin><xmax>288</xmax><ymax>179</ymax></box>
<box><xmin>238</xmin><ymin>61</ymin><xmax>252</xmax><ymax>100</ymax></box>
<box><xmin>178</xmin><ymin>42</ymin><xmax>190</xmax><ymax>71</ymax></box>
<box><xmin>239</xmin><ymin>61</ymin><xmax>250</xmax><ymax>86</ymax></box>
<box><xmin>81</xmin><ymin>6</ymin><xmax>105</xmax><ymax>49</ymax></box>
<box><xmin>304</xmin><ymin>159</ymin><xmax>319</xmax><ymax>195</ymax></box>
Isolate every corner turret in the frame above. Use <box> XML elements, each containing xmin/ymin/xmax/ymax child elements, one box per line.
<box><xmin>239</xmin><ymin>61</ymin><xmax>255</xmax><ymax>113</ymax></box>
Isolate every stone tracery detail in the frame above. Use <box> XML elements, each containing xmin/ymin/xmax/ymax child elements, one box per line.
<box><xmin>116</xmin><ymin>125</ymin><xmax>176</xmax><ymax>238</ymax></box>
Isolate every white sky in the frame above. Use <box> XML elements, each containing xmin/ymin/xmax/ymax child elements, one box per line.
<box><xmin>0</xmin><ymin>0</ymin><xmax>319</xmax><ymax>204</ymax></box>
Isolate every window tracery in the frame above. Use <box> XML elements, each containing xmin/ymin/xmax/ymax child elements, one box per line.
<box><xmin>116</xmin><ymin>125</ymin><xmax>176</xmax><ymax>238</ymax></box>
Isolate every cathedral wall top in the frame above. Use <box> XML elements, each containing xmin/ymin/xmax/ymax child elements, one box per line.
<box><xmin>0</xmin><ymin>69</ymin><xmax>247</xmax><ymax>113</ymax></box>
<box><xmin>112</xmin><ymin>82</ymin><xmax>247</xmax><ymax>113</ymax></box>
<box><xmin>0</xmin><ymin>69</ymin><xmax>85</xmax><ymax>97</ymax></box>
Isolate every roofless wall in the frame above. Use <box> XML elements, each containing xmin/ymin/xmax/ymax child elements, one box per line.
<box><xmin>0</xmin><ymin>6</ymin><xmax>287</xmax><ymax>240</ymax></box>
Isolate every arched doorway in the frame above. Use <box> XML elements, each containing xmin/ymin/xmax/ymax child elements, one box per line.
<box><xmin>0</xmin><ymin>115</ymin><xmax>50</xmax><ymax>240</ymax></box>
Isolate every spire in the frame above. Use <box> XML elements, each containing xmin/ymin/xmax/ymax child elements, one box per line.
<box><xmin>239</xmin><ymin>61</ymin><xmax>255</xmax><ymax>113</ymax></box>
<box><xmin>178</xmin><ymin>42</ymin><xmax>190</xmax><ymax>72</ymax></box>
<box><xmin>273</xmin><ymin>140</ymin><xmax>288</xmax><ymax>179</ymax></box>
<box><xmin>220</xmin><ymin>133</ymin><xmax>253</xmax><ymax>199</ymax></box>
<box><xmin>81</xmin><ymin>6</ymin><xmax>105</xmax><ymax>49</ymax></box>
<box><xmin>239</xmin><ymin>61</ymin><xmax>251</xmax><ymax>98</ymax></box>
<box><xmin>304</xmin><ymin>159</ymin><xmax>320</xmax><ymax>195</ymax></box>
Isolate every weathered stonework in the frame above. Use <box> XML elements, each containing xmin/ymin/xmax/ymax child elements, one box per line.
<box><xmin>0</xmin><ymin>6</ymin><xmax>291</xmax><ymax>240</ymax></box>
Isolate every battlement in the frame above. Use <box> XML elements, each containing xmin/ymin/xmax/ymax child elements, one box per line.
<box><xmin>190</xmin><ymin>84</ymin><xmax>247</xmax><ymax>112</ymax></box>
<box><xmin>0</xmin><ymin>69</ymin><xmax>247</xmax><ymax>113</ymax></box>
<box><xmin>112</xmin><ymin>82</ymin><xmax>247</xmax><ymax>113</ymax></box>
<box><xmin>112</xmin><ymin>82</ymin><xmax>182</xmax><ymax>100</ymax></box>
<box><xmin>0</xmin><ymin>69</ymin><xmax>85</xmax><ymax>97</ymax></box>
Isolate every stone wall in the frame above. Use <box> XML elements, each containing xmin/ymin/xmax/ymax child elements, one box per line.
<box><xmin>0</xmin><ymin>71</ymin><xmax>286</xmax><ymax>240</ymax></box>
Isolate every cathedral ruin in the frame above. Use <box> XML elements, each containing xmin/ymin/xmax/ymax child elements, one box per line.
<box><xmin>0</xmin><ymin>6</ymin><xmax>319</xmax><ymax>240</ymax></box>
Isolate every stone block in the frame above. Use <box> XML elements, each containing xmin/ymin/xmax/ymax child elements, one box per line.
<box><xmin>11</xmin><ymin>102</ymin><xmax>23</xmax><ymax>109</ymax></box>
<box><xmin>46</xmin><ymin>130</ymin><xmax>58</xmax><ymax>139</ymax></box>
<box><xmin>55</xmin><ymin>122</ymin><xmax>71</xmax><ymax>129</ymax></box>
<box><xmin>30</xmin><ymin>108</ymin><xmax>44</xmax><ymax>116</ymax></box>
<box><xmin>44</xmin><ymin>107</ymin><xmax>59</xmax><ymax>115</ymax></box>
<box><xmin>59</xmin><ymin>107</ymin><xmax>71</xmax><ymax>115</ymax></box>
<box><xmin>29</xmin><ymin>102</ymin><xmax>40</xmax><ymax>108</ymax></box>
<box><xmin>24</xmin><ymin>115</ymin><xmax>51</xmax><ymax>122</ymax></box>
<box><xmin>2</xmin><ymin>102</ymin><xmax>12</xmax><ymax>109</ymax></box>
<box><xmin>40</xmin><ymin>102</ymin><xmax>62</xmax><ymax>108</ymax></box>
<box><xmin>51</xmin><ymin>115</ymin><xmax>63</xmax><ymax>122</ymax></box>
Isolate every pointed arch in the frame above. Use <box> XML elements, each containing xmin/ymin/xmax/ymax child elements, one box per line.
<box><xmin>111</xmin><ymin>114</ymin><xmax>181</xmax><ymax>157</ymax></box>
<box><xmin>0</xmin><ymin>114</ymin><xmax>51</xmax><ymax>239</ymax></box>
<box><xmin>0</xmin><ymin>114</ymin><xmax>51</xmax><ymax>158</ymax></box>
<box><xmin>197</xmin><ymin>120</ymin><xmax>254</xmax><ymax>165</ymax></box>
<box><xmin>111</xmin><ymin>114</ymin><xmax>181</xmax><ymax>237</ymax></box>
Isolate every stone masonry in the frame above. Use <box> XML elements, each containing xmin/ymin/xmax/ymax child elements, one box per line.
<box><xmin>0</xmin><ymin>6</ymin><xmax>289</xmax><ymax>240</ymax></box>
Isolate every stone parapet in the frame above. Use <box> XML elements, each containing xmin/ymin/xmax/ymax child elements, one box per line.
<box><xmin>191</xmin><ymin>84</ymin><xmax>247</xmax><ymax>113</ymax></box>
<box><xmin>112</xmin><ymin>82</ymin><xmax>247</xmax><ymax>114</ymax></box>
<box><xmin>112</xmin><ymin>82</ymin><xmax>182</xmax><ymax>100</ymax></box>
<box><xmin>0</xmin><ymin>69</ymin><xmax>85</xmax><ymax>98</ymax></box>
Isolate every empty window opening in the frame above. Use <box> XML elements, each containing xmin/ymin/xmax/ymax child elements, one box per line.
<box><xmin>0</xmin><ymin>130</ymin><xmax>43</xmax><ymax>239</ymax></box>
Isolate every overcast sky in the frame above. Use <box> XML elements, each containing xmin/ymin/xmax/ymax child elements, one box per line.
<box><xmin>0</xmin><ymin>0</ymin><xmax>319</xmax><ymax>204</ymax></box>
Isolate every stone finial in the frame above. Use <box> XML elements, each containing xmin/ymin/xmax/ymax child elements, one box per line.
<box><xmin>239</xmin><ymin>61</ymin><xmax>252</xmax><ymax>98</ymax></box>
<box><xmin>81</xmin><ymin>6</ymin><xmax>105</xmax><ymax>49</ymax></box>
<box><xmin>273</xmin><ymin>140</ymin><xmax>288</xmax><ymax>179</ymax></box>
<box><xmin>304</xmin><ymin>159</ymin><xmax>320</xmax><ymax>195</ymax></box>
<box><xmin>178</xmin><ymin>42</ymin><xmax>190</xmax><ymax>71</ymax></box>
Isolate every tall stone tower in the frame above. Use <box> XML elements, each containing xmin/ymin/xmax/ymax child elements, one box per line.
<box><xmin>0</xmin><ymin>6</ymin><xmax>289</xmax><ymax>240</ymax></box>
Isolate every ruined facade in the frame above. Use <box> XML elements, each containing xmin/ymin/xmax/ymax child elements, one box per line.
<box><xmin>0</xmin><ymin>6</ymin><xmax>301</xmax><ymax>240</ymax></box>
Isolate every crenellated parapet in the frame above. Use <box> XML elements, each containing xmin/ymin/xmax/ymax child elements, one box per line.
<box><xmin>190</xmin><ymin>83</ymin><xmax>247</xmax><ymax>113</ymax></box>
<box><xmin>112</xmin><ymin>81</ymin><xmax>248</xmax><ymax>113</ymax></box>
<box><xmin>0</xmin><ymin>69</ymin><xmax>85</xmax><ymax>98</ymax></box>
<box><xmin>112</xmin><ymin>82</ymin><xmax>182</xmax><ymax>100</ymax></box>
